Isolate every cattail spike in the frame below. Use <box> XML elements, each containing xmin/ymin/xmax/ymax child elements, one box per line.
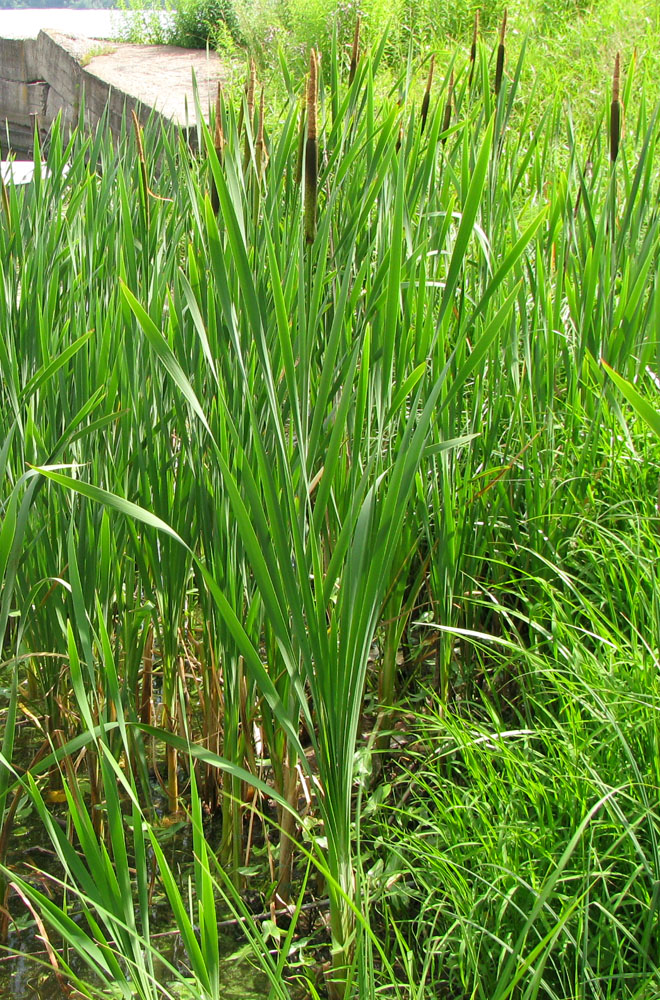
<box><xmin>613</xmin><ymin>51</ymin><xmax>620</xmax><ymax>102</ymax></box>
<box><xmin>469</xmin><ymin>10</ymin><xmax>479</xmax><ymax>86</ymax></box>
<box><xmin>242</xmin><ymin>58</ymin><xmax>257</xmax><ymax>169</ymax></box>
<box><xmin>495</xmin><ymin>10</ymin><xmax>507</xmax><ymax>95</ymax></box>
<box><xmin>442</xmin><ymin>70</ymin><xmax>454</xmax><ymax>143</ymax></box>
<box><xmin>294</xmin><ymin>99</ymin><xmax>306</xmax><ymax>186</ymax></box>
<box><xmin>211</xmin><ymin>83</ymin><xmax>224</xmax><ymax>214</ymax></box>
<box><xmin>214</xmin><ymin>82</ymin><xmax>225</xmax><ymax>156</ymax></box>
<box><xmin>247</xmin><ymin>58</ymin><xmax>257</xmax><ymax>119</ymax></box>
<box><xmin>256</xmin><ymin>87</ymin><xmax>268</xmax><ymax>179</ymax></box>
<box><xmin>305</xmin><ymin>49</ymin><xmax>318</xmax><ymax>244</ymax></box>
<box><xmin>610</xmin><ymin>52</ymin><xmax>621</xmax><ymax>163</ymax></box>
<box><xmin>420</xmin><ymin>54</ymin><xmax>435</xmax><ymax>134</ymax></box>
<box><xmin>349</xmin><ymin>16</ymin><xmax>361</xmax><ymax>85</ymax></box>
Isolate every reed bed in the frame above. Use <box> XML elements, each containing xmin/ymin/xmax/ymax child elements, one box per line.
<box><xmin>0</xmin><ymin>27</ymin><xmax>659</xmax><ymax>1000</ymax></box>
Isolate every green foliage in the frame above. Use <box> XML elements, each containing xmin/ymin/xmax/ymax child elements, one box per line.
<box><xmin>119</xmin><ymin>0</ymin><xmax>243</xmax><ymax>50</ymax></box>
<box><xmin>2</xmin><ymin>26</ymin><xmax>660</xmax><ymax>1000</ymax></box>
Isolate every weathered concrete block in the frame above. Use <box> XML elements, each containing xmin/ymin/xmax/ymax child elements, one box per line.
<box><xmin>0</xmin><ymin>37</ymin><xmax>40</xmax><ymax>82</ymax></box>
<box><xmin>0</xmin><ymin>120</ymin><xmax>35</xmax><ymax>158</ymax></box>
<box><xmin>0</xmin><ymin>79</ymin><xmax>48</xmax><ymax>121</ymax></box>
<box><xmin>35</xmin><ymin>30</ymin><xmax>83</xmax><ymax>113</ymax></box>
<box><xmin>1</xmin><ymin>27</ymin><xmax>223</xmax><ymax>155</ymax></box>
<box><xmin>45</xmin><ymin>85</ymin><xmax>76</xmax><ymax>132</ymax></box>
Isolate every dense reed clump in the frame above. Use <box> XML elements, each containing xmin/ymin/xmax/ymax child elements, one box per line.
<box><xmin>0</xmin><ymin>23</ymin><xmax>660</xmax><ymax>1000</ymax></box>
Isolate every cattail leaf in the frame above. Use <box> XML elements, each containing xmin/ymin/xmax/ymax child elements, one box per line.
<box><xmin>436</xmin><ymin>116</ymin><xmax>495</xmax><ymax>337</ymax></box>
<box><xmin>602</xmin><ymin>362</ymin><xmax>660</xmax><ymax>439</ymax></box>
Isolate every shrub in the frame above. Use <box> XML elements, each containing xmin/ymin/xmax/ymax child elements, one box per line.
<box><xmin>118</xmin><ymin>0</ymin><xmax>243</xmax><ymax>51</ymax></box>
<box><xmin>167</xmin><ymin>0</ymin><xmax>243</xmax><ymax>49</ymax></box>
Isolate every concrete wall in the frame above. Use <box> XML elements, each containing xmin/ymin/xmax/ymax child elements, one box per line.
<box><xmin>0</xmin><ymin>30</ymin><xmax>205</xmax><ymax>157</ymax></box>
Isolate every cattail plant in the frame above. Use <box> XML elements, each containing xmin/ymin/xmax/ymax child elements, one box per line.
<box><xmin>421</xmin><ymin>55</ymin><xmax>435</xmax><ymax>133</ymax></box>
<box><xmin>305</xmin><ymin>49</ymin><xmax>318</xmax><ymax>244</ymax></box>
<box><xmin>256</xmin><ymin>88</ymin><xmax>267</xmax><ymax>181</ymax></box>
<box><xmin>495</xmin><ymin>9</ymin><xmax>507</xmax><ymax>95</ymax></box>
<box><xmin>442</xmin><ymin>70</ymin><xmax>454</xmax><ymax>143</ymax></box>
<box><xmin>210</xmin><ymin>82</ymin><xmax>225</xmax><ymax>214</ymax></box>
<box><xmin>243</xmin><ymin>57</ymin><xmax>257</xmax><ymax>169</ymax></box>
<box><xmin>349</xmin><ymin>16</ymin><xmax>361</xmax><ymax>85</ymax></box>
<box><xmin>610</xmin><ymin>52</ymin><xmax>621</xmax><ymax>162</ymax></box>
<box><xmin>294</xmin><ymin>99</ymin><xmax>306</xmax><ymax>186</ymax></box>
<box><xmin>469</xmin><ymin>10</ymin><xmax>479</xmax><ymax>86</ymax></box>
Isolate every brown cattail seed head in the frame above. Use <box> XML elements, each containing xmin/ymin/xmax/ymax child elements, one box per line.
<box><xmin>420</xmin><ymin>54</ymin><xmax>435</xmax><ymax>134</ymax></box>
<box><xmin>469</xmin><ymin>11</ymin><xmax>479</xmax><ymax>85</ymax></box>
<box><xmin>211</xmin><ymin>83</ymin><xmax>224</xmax><ymax>213</ymax></box>
<box><xmin>495</xmin><ymin>12</ymin><xmax>506</xmax><ymax>96</ymax></box>
<box><xmin>294</xmin><ymin>99</ymin><xmax>306</xmax><ymax>186</ymax></box>
<box><xmin>499</xmin><ymin>9</ymin><xmax>508</xmax><ymax>44</ymax></box>
<box><xmin>610</xmin><ymin>52</ymin><xmax>621</xmax><ymax>162</ymax></box>
<box><xmin>613</xmin><ymin>50</ymin><xmax>620</xmax><ymax>102</ymax></box>
<box><xmin>396</xmin><ymin>117</ymin><xmax>404</xmax><ymax>153</ymax></box>
<box><xmin>214</xmin><ymin>82</ymin><xmax>225</xmax><ymax>155</ymax></box>
<box><xmin>247</xmin><ymin>58</ymin><xmax>256</xmax><ymax>118</ymax></box>
<box><xmin>304</xmin><ymin>49</ymin><xmax>318</xmax><ymax>244</ymax></box>
<box><xmin>131</xmin><ymin>109</ymin><xmax>146</xmax><ymax>165</ymax></box>
<box><xmin>256</xmin><ymin>87</ymin><xmax>268</xmax><ymax>179</ymax></box>
<box><xmin>349</xmin><ymin>16</ymin><xmax>361</xmax><ymax>85</ymax></box>
<box><xmin>442</xmin><ymin>70</ymin><xmax>454</xmax><ymax>143</ymax></box>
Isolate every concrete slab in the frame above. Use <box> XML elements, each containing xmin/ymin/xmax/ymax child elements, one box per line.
<box><xmin>0</xmin><ymin>19</ymin><xmax>231</xmax><ymax>155</ymax></box>
<box><xmin>85</xmin><ymin>42</ymin><xmax>223</xmax><ymax>126</ymax></box>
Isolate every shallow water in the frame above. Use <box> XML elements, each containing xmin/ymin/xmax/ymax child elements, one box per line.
<box><xmin>0</xmin><ymin>736</ymin><xmax>268</xmax><ymax>999</ymax></box>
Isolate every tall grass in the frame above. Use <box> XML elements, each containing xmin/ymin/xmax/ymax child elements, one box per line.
<box><xmin>1</xmin><ymin>28</ymin><xmax>660</xmax><ymax>1000</ymax></box>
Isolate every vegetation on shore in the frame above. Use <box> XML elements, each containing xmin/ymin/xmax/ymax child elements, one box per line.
<box><xmin>1</xmin><ymin>10</ymin><xmax>660</xmax><ymax>1000</ymax></box>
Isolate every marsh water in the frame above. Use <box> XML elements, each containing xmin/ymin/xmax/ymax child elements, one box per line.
<box><xmin>0</xmin><ymin>725</ymin><xmax>269</xmax><ymax>1000</ymax></box>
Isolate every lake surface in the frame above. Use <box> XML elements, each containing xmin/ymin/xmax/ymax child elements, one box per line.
<box><xmin>0</xmin><ymin>8</ymin><xmax>125</xmax><ymax>38</ymax></box>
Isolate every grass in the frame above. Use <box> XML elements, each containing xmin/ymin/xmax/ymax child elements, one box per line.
<box><xmin>1</xmin><ymin>16</ymin><xmax>660</xmax><ymax>1000</ymax></box>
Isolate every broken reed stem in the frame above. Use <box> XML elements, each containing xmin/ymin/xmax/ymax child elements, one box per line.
<box><xmin>211</xmin><ymin>82</ymin><xmax>225</xmax><ymax>214</ymax></box>
<box><xmin>131</xmin><ymin>109</ymin><xmax>172</xmax><ymax>208</ymax></box>
<box><xmin>420</xmin><ymin>54</ymin><xmax>435</xmax><ymax>133</ymax></box>
<box><xmin>131</xmin><ymin>109</ymin><xmax>150</xmax><ymax>226</ymax></box>
<box><xmin>442</xmin><ymin>71</ymin><xmax>454</xmax><ymax>143</ymax></box>
<box><xmin>349</xmin><ymin>16</ymin><xmax>360</xmax><ymax>85</ymax></box>
<box><xmin>469</xmin><ymin>10</ymin><xmax>479</xmax><ymax>86</ymax></box>
<box><xmin>610</xmin><ymin>52</ymin><xmax>621</xmax><ymax>163</ymax></box>
<box><xmin>495</xmin><ymin>9</ymin><xmax>507</xmax><ymax>95</ymax></box>
<box><xmin>305</xmin><ymin>49</ymin><xmax>318</xmax><ymax>244</ymax></box>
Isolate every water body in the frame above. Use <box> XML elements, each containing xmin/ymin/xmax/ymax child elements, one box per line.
<box><xmin>0</xmin><ymin>9</ymin><xmax>124</xmax><ymax>39</ymax></box>
<box><xmin>1</xmin><ymin>161</ymin><xmax>41</xmax><ymax>184</ymax></box>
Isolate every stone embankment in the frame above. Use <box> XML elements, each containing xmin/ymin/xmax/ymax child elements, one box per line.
<box><xmin>0</xmin><ymin>15</ymin><xmax>226</xmax><ymax>157</ymax></box>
